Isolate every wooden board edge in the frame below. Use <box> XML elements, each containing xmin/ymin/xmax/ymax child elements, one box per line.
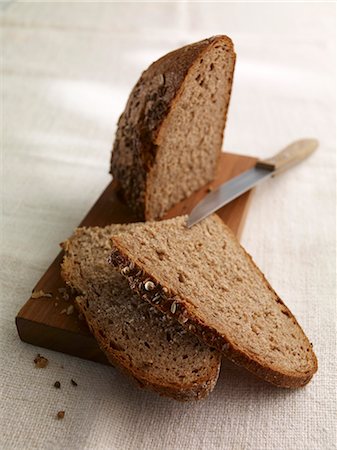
<box><xmin>231</xmin><ymin>189</ymin><xmax>255</xmax><ymax>241</ymax></box>
<box><xmin>15</xmin><ymin>316</ymin><xmax>110</xmax><ymax>365</ymax></box>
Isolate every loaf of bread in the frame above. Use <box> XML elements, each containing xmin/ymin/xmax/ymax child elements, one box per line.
<box><xmin>111</xmin><ymin>36</ymin><xmax>235</xmax><ymax>220</ymax></box>
<box><xmin>109</xmin><ymin>215</ymin><xmax>318</xmax><ymax>388</ymax></box>
<box><xmin>61</xmin><ymin>224</ymin><xmax>221</xmax><ymax>401</ymax></box>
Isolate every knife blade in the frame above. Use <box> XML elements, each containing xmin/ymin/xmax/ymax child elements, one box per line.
<box><xmin>186</xmin><ymin>138</ymin><xmax>318</xmax><ymax>228</ymax></box>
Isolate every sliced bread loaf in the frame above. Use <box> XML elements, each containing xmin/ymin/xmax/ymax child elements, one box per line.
<box><xmin>111</xmin><ymin>35</ymin><xmax>235</xmax><ymax>221</ymax></box>
<box><xmin>61</xmin><ymin>224</ymin><xmax>221</xmax><ymax>401</ymax></box>
<box><xmin>109</xmin><ymin>215</ymin><xmax>318</xmax><ymax>388</ymax></box>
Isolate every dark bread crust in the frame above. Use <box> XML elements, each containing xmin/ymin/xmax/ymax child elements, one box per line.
<box><xmin>74</xmin><ymin>296</ymin><xmax>219</xmax><ymax>401</ymax></box>
<box><xmin>109</xmin><ymin>215</ymin><xmax>318</xmax><ymax>389</ymax></box>
<box><xmin>110</xmin><ymin>36</ymin><xmax>235</xmax><ymax>219</ymax></box>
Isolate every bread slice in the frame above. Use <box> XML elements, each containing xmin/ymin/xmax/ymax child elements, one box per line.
<box><xmin>61</xmin><ymin>224</ymin><xmax>221</xmax><ymax>401</ymax></box>
<box><xmin>111</xmin><ymin>35</ymin><xmax>235</xmax><ymax>221</ymax></box>
<box><xmin>109</xmin><ymin>215</ymin><xmax>318</xmax><ymax>388</ymax></box>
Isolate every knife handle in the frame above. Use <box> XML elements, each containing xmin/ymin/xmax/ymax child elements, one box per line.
<box><xmin>256</xmin><ymin>138</ymin><xmax>318</xmax><ymax>175</ymax></box>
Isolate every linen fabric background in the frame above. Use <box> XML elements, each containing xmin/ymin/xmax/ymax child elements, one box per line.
<box><xmin>1</xmin><ymin>2</ymin><xmax>336</xmax><ymax>449</ymax></box>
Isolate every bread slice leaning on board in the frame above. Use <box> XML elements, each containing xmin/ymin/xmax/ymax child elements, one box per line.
<box><xmin>109</xmin><ymin>215</ymin><xmax>318</xmax><ymax>388</ymax></box>
<box><xmin>61</xmin><ymin>224</ymin><xmax>221</xmax><ymax>401</ymax></box>
<box><xmin>111</xmin><ymin>35</ymin><xmax>235</xmax><ymax>221</ymax></box>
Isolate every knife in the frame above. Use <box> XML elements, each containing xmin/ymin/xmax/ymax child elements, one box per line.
<box><xmin>187</xmin><ymin>138</ymin><xmax>318</xmax><ymax>228</ymax></box>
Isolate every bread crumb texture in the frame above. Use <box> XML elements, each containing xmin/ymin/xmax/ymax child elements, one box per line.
<box><xmin>110</xmin><ymin>214</ymin><xmax>318</xmax><ymax>388</ymax></box>
<box><xmin>61</xmin><ymin>224</ymin><xmax>221</xmax><ymax>401</ymax></box>
<box><xmin>111</xmin><ymin>35</ymin><xmax>235</xmax><ymax>220</ymax></box>
<box><xmin>34</xmin><ymin>354</ymin><xmax>49</xmax><ymax>368</ymax></box>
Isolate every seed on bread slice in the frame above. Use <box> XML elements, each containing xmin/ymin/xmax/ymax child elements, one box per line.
<box><xmin>61</xmin><ymin>224</ymin><xmax>221</xmax><ymax>401</ymax></box>
<box><xmin>109</xmin><ymin>215</ymin><xmax>318</xmax><ymax>388</ymax></box>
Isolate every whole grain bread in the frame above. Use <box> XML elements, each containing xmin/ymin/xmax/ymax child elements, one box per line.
<box><xmin>109</xmin><ymin>215</ymin><xmax>318</xmax><ymax>388</ymax></box>
<box><xmin>111</xmin><ymin>36</ymin><xmax>235</xmax><ymax>221</ymax></box>
<box><xmin>61</xmin><ymin>224</ymin><xmax>221</xmax><ymax>401</ymax></box>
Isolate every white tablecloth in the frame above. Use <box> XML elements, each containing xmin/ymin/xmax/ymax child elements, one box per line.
<box><xmin>1</xmin><ymin>3</ymin><xmax>336</xmax><ymax>449</ymax></box>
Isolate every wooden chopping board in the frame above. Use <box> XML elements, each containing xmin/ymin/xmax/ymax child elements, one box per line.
<box><xmin>16</xmin><ymin>152</ymin><xmax>257</xmax><ymax>365</ymax></box>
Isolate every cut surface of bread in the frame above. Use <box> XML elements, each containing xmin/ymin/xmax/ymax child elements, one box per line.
<box><xmin>111</xmin><ymin>35</ymin><xmax>236</xmax><ymax>221</ymax></box>
<box><xmin>61</xmin><ymin>224</ymin><xmax>221</xmax><ymax>401</ymax></box>
<box><xmin>109</xmin><ymin>215</ymin><xmax>318</xmax><ymax>388</ymax></box>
